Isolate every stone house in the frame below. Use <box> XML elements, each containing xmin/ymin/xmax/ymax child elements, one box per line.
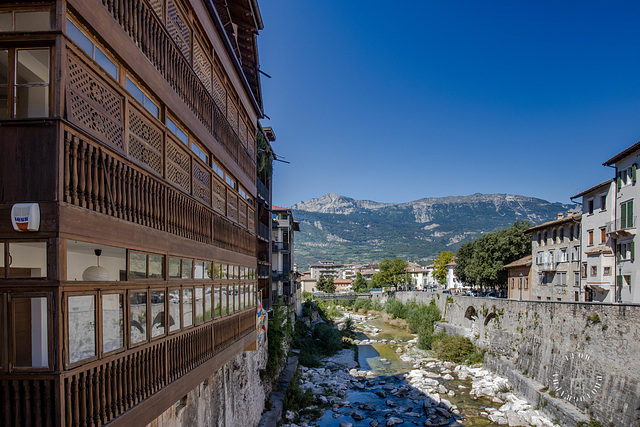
<box><xmin>604</xmin><ymin>143</ymin><xmax>640</xmax><ymax>303</ymax></box>
<box><xmin>504</xmin><ymin>255</ymin><xmax>532</xmax><ymax>300</ymax></box>
<box><xmin>571</xmin><ymin>179</ymin><xmax>616</xmax><ymax>302</ymax></box>
<box><xmin>527</xmin><ymin>213</ymin><xmax>582</xmax><ymax>301</ymax></box>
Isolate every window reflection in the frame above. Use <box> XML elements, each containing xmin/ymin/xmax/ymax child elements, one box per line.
<box><xmin>151</xmin><ymin>290</ymin><xmax>165</xmax><ymax>338</ymax></box>
<box><xmin>169</xmin><ymin>289</ymin><xmax>180</xmax><ymax>332</ymax></box>
<box><xmin>68</xmin><ymin>295</ymin><xmax>96</xmax><ymax>364</ymax></box>
<box><xmin>102</xmin><ymin>294</ymin><xmax>123</xmax><ymax>353</ymax></box>
<box><xmin>130</xmin><ymin>292</ymin><xmax>147</xmax><ymax>344</ymax></box>
<box><xmin>182</xmin><ymin>288</ymin><xmax>193</xmax><ymax>327</ymax></box>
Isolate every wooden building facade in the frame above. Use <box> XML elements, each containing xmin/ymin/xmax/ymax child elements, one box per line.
<box><xmin>0</xmin><ymin>0</ymin><xmax>266</xmax><ymax>425</ymax></box>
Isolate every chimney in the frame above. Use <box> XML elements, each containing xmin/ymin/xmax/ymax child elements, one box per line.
<box><xmin>557</xmin><ymin>213</ymin><xmax>563</xmax><ymax>219</ymax></box>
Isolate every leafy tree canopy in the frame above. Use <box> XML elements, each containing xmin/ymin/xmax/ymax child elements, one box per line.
<box><xmin>433</xmin><ymin>251</ymin><xmax>455</xmax><ymax>285</ymax></box>
<box><xmin>373</xmin><ymin>258</ymin><xmax>409</xmax><ymax>289</ymax></box>
<box><xmin>353</xmin><ymin>272</ymin><xmax>368</xmax><ymax>293</ymax></box>
<box><xmin>316</xmin><ymin>275</ymin><xmax>327</xmax><ymax>292</ymax></box>
<box><xmin>455</xmin><ymin>220</ymin><xmax>531</xmax><ymax>288</ymax></box>
<box><xmin>325</xmin><ymin>276</ymin><xmax>335</xmax><ymax>294</ymax></box>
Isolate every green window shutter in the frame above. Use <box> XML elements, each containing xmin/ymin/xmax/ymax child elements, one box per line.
<box><xmin>617</xmin><ymin>244</ymin><xmax>622</xmax><ymax>260</ymax></box>
<box><xmin>621</xmin><ymin>202</ymin><xmax>627</xmax><ymax>229</ymax></box>
<box><xmin>632</xmin><ymin>242</ymin><xmax>636</xmax><ymax>261</ymax></box>
<box><xmin>629</xmin><ymin>200</ymin><xmax>634</xmax><ymax>228</ymax></box>
<box><xmin>633</xmin><ymin>164</ymin><xmax>638</xmax><ymax>183</ymax></box>
<box><xmin>618</xmin><ymin>171</ymin><xmax>623</xmax><ymax>190</ymax></box>
<box><xmin>617</xmin><ymin>275</ymin><xmax>623</xmax><ymax>287</ymax></box>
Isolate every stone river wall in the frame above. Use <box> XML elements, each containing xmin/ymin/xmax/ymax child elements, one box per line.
<box><xmin>147</xmin><ymin>333</ymin><xmax>268</xmax><ymax>427</ymax></box>
<box><xmin>394</xmin><ymin>292</ymin><xmax>640</xmax><ymax>427</ymax></box>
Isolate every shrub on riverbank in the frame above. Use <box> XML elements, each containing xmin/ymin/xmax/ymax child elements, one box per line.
<box><xmin>262</xmin><ymin>299</ymin><xmax>293</xmax><ymax>381</ymax></box>
<box><xmin>294</xmin><ymin>302</ymin><xmax>356</xmax><ymax>367</ymax></box>
<box><xmin>431</xmin><ymin>334</ymin><xmax>485</xmax><ymax>364</ymax></box>
<box><xmin>383</xmin><ymin>298</ymin><xmax>444</xmax><ymax>351</ymax></box>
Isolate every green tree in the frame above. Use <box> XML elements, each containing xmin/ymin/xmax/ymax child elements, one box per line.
<box><xmin>352</xmin><ymin>272</ymin><xmax>368</xmax><ymax>292</ymax></box>
<box><xmin>316</xmin><ymin>275</ymin><xmax>327</xmax><ymax>293</ymax></box>
<box><xmin>373</xmin><ymin>258</ymin><xmax>409</xmax><ymax>290</ymax></box>
<box><xmin>433</xmin><ymin>251</ymin><xmax>455</xmax><ymax>285</ymax></box>
<box><xmin>325</xmin><ymin>276</ymin><xmax>336</xmax><ymax>293</ymax></box>
<box><xmin>455</xmin><ymin>220</ymin><xmax>531</xmax><ymax>288</ymax></box>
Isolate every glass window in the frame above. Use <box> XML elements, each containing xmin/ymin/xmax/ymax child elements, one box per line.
<box><xmin>195</xmin><ymin>287</ymin><xmax>203</xmax><ymax>323</ymax></box>
<box><xmin>220</xmin><ymin>286</ymin><xmax>227</xmax><ymax>316</ymax></box>
<box><xmin>126</xmin><ymin>76</ymin><xmax>158</xmax><ymax>118</ymax></box>
<box><xmin>129</xmin><ymin>252</ymin><xmax>147</xmax><ymax>278</ymax></box>
<box><xmin>205</xmin><ymin>286</ymin><xmax>212</xmax><ymax>320</ymax></box>
<box><xmin>0</xmin><ymin>49</ymin><xmax>7</xmax><ymax>118</ymax></box>
<box><xmin>66</xmin><ymin>240</ymin><xmax>126</xmax><ymax>282</ymax></box>
<box><xmin>234</xmin><ymin>285</ymin><xmax>240</xmax><ymax>312</ymax></box>
<box><xmin>234</xmin><ymin>266</ymin><xmax>240</xmax><ymax>280</ymax></box>
<box><xmin>194</xmin><ymin>261</ymin><xmax>204</xmax><ymax>279</ymax></box>
<box><xmin>168</xmin><ymin>289</ymin><xmax>180</xmax><ymax>332</ymax></box>
<box><xmin>149</xmin><ymin>255</ymin><xmax>163</xmax><ymax>278</ymax></box>
<box><xmin>102</xmin><ymin>294</ymin><xmax>123</xmax><ymax>353</ymax></box>
<box><xmin>13</xmin><ymin>296</ymin><xmax>48</xmax><ymax>368</ymax></box>
<box><xmin>169</xmin><ymin>257</ymin><xmax>181</xmax><ymax>279</ymax></box>
<box><xmin>0</xmin><ymin>13</ymin><xmax>11</xmax><ymax>31</ymax></box>
<box><xmin>15</xmin><ymin>48</ymin><xmax>49</xmax><ymax>118</ymax></box>
<box><xmin>225</xmin><ymin>175</ymin><xmax>235</xmax><ymax>189</ymax></box>
<box><xmin>205</xmin><ymin>262</ymin><xmax>212</xmax><ymax>279</ymax></box>
<box><xmin>8</xmin><ymin>241</ymin><xmax>47</xmax><ymax>278</ymax></box>
<box><xmin>150</xmin><ymin>290</ymin><xmax>165</xmax><ymax>338</ymax></box>
<box><xmin>15</xmin><ymin>11</ymin><xmax>51</xmax><ymax>31</ymax></box>
<box><xmin>130</xmin><ymin>292</ymin><xmax>147</xmax><ymax>344</ymax></box>
<box><xmin>167</xmin><ymin>117</ymin><xmax>188</xmax><ymax>145</ymax></box>
<box><xmin>68</xmin><ymin>295</ymin><xmax>96</xmax><ymax>364</ymax></box>
<box><xmin>191</xmin><ymin>142</ymin><xmax>208</xmax><ymax>164</ymax></box>
<box><xmin>66</xmin><ymin>19</ymin><xmax>93</xmax><ymax>56</ymax></box>
<box><xmin>182</xmin><ymin>288</ymin><xmax>193</xmax><ymax>327</ymax></box>
<box><xmin>179</xmin><ymin>259</ymin><xmax>191</xmax><ymax>279</ymax></box>
<box><xmin>212</xmin><ymin>161</ymin><xmax>224</xmax><ymax>179</ymax></box>
<box><xmin>95</xmin><ymin>49</ymin><xmax>117</xmax><ymax>80</ymax></box>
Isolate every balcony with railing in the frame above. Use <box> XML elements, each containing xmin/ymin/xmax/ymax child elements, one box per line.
<box><xmin>606</xmin><ymin>216</ymin><xmax>637</xmax><ymax>237</ymax></box>
<box><xmin>272</xmin><ymin>241</ymin><xmax>290</xmax><ymax>253</ymax></box>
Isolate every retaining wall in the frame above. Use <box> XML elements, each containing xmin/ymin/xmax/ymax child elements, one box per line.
<box><xmin>395</xmin><ymin>292</ymin><xmax>640</xmax><ymax>427</ymax></box>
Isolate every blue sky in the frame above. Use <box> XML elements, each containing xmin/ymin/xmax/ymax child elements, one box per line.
<box><xmin>257</xmin><ymin>1</ymin><xmax>640</xmax><ymax>208</ymax></box>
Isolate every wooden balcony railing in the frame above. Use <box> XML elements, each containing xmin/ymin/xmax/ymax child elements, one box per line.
<box><xmin>0</xmin><ymin>309</ymin><xmax>256</xmax><ymax>427</ymax></box>
<box><xmin>96</xmin><ymin>0</ymin><xmax>256</xmax><ymax>183</ymax></box>
<box><xmin>63</xmin><ymin>128</ymin><xmax>255</xmax><ymax>256</ymax></box>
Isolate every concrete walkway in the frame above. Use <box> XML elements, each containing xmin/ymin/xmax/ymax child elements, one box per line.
<box><xmin>257</xmin><ymin>354</ymin><xmax>299</xmax><ymax>427</ymax></box>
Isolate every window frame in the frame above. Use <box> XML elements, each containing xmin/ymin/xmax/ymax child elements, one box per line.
<box><xmin>1</xmin><ymin>240</ymin><xmax>48</xmax><ymax>279</ymax></box>
<box><xmin>101</xmin><ymin>291</ymin><xmax>126</xmax><ymax>357</ymax></box>
<box><xmin>128</xmin><ymin>250</ymin><xmax>165</xmax><ymax>280</ymax></box>
<box><xmin>128</xmin><ymin>289</ymin><xmax>149</xmax><ymax>347</ymax></box>
<box><xmin>66</xmin><ymin>17</ymin><xmax>118</xmax><ymax>81</ymax></box>
<box><xmin>65</xmin><ymin>291</ymin><xmax>99</xmax><ymax>369</ymax></box>
<box><xmin>125</xmin><ymin>74</ymin><xmax>160</xmax><ymax>119</ymax></box>
<box><xmin>8</xmin><ymin>291</ymin><xmax>53</xmax><ymax>372</ymax></box>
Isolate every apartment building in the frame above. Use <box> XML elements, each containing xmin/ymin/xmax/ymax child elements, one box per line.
<box><xmin>527</xmin><ymin>213</ymin><xmax>582</xmax><ymax>301</ymax></box>
<box><xmin>0</xmin><ymin>0</ymin><xmax>266</xmax><ymax>424</ymax></box>
<box><xmin>505</xmin><ymin>255</ymin><xmax>532</xmax><ymax>300</ymax></box>
<box><xmin>310</xmin><ymin>260</ymin><xmax>343</xmax><ymax>280</ymax></box>
<box><xmin>272</xmin><ymin>206</ymin><xmax>300</xmax><ymax>308</ymax></box>
<box><xmin>572</xmin><ymin>180</ymin><xmax>616</xmax><ymax>302</ymax></box>
<box><xmin>604</xmin><ymin>143</ymin><xmax>640</xmax><ymax>303</ymax></box>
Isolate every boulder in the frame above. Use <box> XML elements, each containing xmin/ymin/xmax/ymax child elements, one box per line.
<box><xmin>386</xmin><ymin>417</ymin><xmax>404</xmax><ymax>426</ymax></box>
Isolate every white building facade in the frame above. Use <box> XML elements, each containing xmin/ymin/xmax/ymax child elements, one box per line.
<box><xmin>572</xmin><ymin>180</ymin><xmax>616</xmax><ymax>302</ymax></box>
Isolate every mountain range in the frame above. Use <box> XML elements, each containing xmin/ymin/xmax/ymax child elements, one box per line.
<box><xmin>290</xmin><ymin>193</ymin><xmax>574</xmax><ymax>271</ymax></box>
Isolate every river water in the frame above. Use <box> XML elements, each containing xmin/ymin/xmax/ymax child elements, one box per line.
<box><xmin>313</xmin><ymin>312</ymin><xmax>503</xmax><ymax>426</ymax></box>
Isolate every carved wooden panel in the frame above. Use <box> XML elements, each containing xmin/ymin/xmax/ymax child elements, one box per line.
<box><xmin>167</xmin><ymin>0</ymin><xmax>191</xmax><ymax>62</ymax></box>
<box><xmin>227</xmin><ymin>190</ymin><xmax>238</xmax><ymax>223</ymax></box>
<box><xmin>192</xmin><ymin>161</ymin><xmax>211</xmax><ymax>205</ymax></box>
<box><xmin>227</xmin><ymin>95</ymin><xmax>238</xmax><ymax>133</ymax></box>
<box><xmin>212</xmin><ymin>69</ymin><xmax>226</xmax><ymax>112</ymax></box>
<box><xmin>193</xmin><ymin>40</ymin><xmax>212</xmax><ymax>94</ymax></box>
<box><xmin>239</xmin><ymin>200</ymin><xmax>247</xmax><ymax>228</ymax></box>
<box><xmin>166</xmin><ymin>137</ymin><xmax>191</xmax><ymax>192</ymax></box>
<box><xmin>66</xmin><ymin>52</ymin><xmax>124</xmax><ymax>153</ymax></box>
<box><xmin>248</xmin><ymin>207</ymin><xmax>255</xmax><ymax>233</ymax></box>
<box><xmin>247</xmin><ymin>131</ymin><xmax>256</xmax><ymax>161</ymax></box>
<box><xmin>128</xmin><ymin>106</ymin><xmax>163</xmax><ymax>175</ymax></box>
<box><xmin>239</xmin><ymin>118</ymin><xmax>247</xmax><ymax>149</ymax></box>
<box><xmin>212</xmin><ymin>175</ymin><xmax>226</xmax><ymax>214</ymax></box>
<box><xmin>149</xmin><ymin>0</ymin><xmax>163</xmax><ymax>19</ymax></box>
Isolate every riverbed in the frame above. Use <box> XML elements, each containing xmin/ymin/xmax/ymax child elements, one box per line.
<box><xmin>287</xmin><ymin>310</ymin><xmax>559</xmax><ymax>427</ymax></box>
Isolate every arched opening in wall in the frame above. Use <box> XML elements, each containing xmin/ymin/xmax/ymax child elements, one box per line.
<box><xmin>484</xmin><ymin>312</ymin><xmax>496</xmax><ymax>326</ymax></box>
<box><xmin>464</xmin><ymin>306</ymin><xmax>477</xmax><ymax>321</ymax></box>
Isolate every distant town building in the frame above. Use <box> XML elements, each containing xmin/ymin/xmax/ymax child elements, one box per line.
<box><xmin>310</xmin><ymin>260</ymin><xmax>343</xmax><ymax>280</ymax></box>
<box><xmin>334</xmin><ymin>279</ymin><xmax>353</xmax><ymax>293</ymax></box>
<box><xmin>445</xmin><ymin>261</ymin><xmax>464</xmax><ymax>290</ymax></box>
<box><xmin>527</xmin><ymin>212</ymin><xmax>582</xmax><ymax>301</ymax></box>
<box><xmin>504</xmin><ymin>255</ymin><xmax>532</xmax><ymax>300</ymax></box>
